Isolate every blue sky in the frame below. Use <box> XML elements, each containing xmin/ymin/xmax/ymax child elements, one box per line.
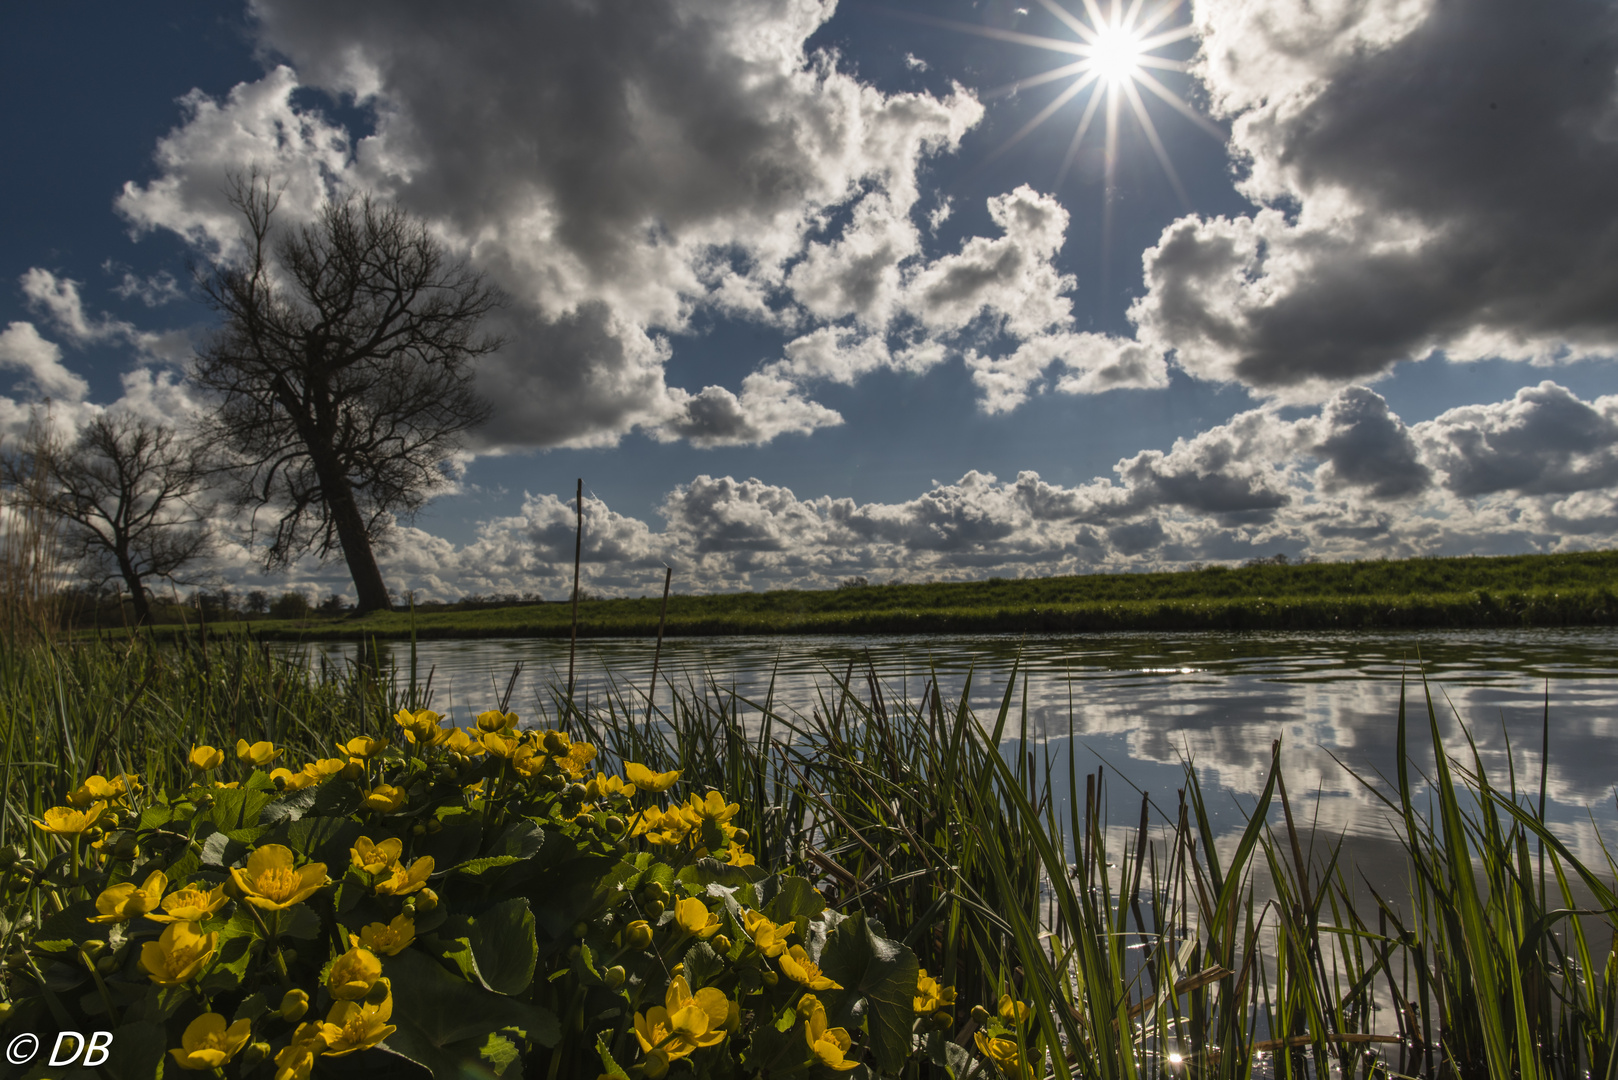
<box><xmin>6</xmin><ymin>0</ymin><xmax>1618</xmax><ymax>601</ymax></box>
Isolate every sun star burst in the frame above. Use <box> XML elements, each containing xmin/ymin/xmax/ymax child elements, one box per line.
<box><xmin>920</xmin><ymin>0</ymin><xmax>1223</xmax><ymax>201</ymax></box>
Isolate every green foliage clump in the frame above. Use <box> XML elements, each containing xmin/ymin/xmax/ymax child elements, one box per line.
<box><xmin>0</xmin><ymin>706</ymin><xmax>967</xmax><ymax>1078</ymax></box>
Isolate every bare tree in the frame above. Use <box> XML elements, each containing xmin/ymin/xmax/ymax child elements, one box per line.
<box><xmin>4</xmin><ymin>414</ymin><xmax>211</xmax><ymax>625</ymax></box>
<box><xmin>195</xmin><ymin>174</ymin><xmax>501</xmax><ymax>614</ymax></box>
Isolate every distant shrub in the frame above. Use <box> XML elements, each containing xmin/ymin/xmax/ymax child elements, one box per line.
<box><xmin>269</xmin><ymin>592</ymin><xmax>311</xmax><ymax>619</ymax></box>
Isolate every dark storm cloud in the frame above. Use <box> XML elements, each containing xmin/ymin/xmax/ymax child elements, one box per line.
<box><xmin>1416</xmin><ymin>381</ymin><xmax>1618</xmax><ymax>497</ymax></box>
<box><xmin>1132</xmin><ymin>0</ymin><xmax>1618</xmax><ymax>394</ymax></box>
<box><xmin>1307</xmin><ymin>387</ymin><xmax>1430</xmax><ymax>499</ymax></box>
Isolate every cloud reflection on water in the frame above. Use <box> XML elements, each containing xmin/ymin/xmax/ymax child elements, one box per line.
<box><xmin>301</xmin><ymin>629</ymin><xmax>1618</xmax><ymax>854</ymax></box>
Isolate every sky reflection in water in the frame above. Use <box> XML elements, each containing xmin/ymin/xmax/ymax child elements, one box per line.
<box><xmin>300</xmin><ymin>629</ymin><xmax>1618</xmax><ymax>862</ymax></box>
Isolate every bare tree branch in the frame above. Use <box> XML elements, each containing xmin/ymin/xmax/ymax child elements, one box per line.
<box><xmin>2</xmin><ymin>414</ymin><xmax>212</xmax><ymax>625</ymax></box>
<box><xmin>193</xmin><ymin>172</ymin><xmax>502</xmax><ymax>613</ymax></box>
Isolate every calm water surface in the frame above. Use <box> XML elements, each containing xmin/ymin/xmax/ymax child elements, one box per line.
<box><xmin>296</xmin><ymin>629</ymin><xmax>1618</xmax><ymax>854</ymax></box>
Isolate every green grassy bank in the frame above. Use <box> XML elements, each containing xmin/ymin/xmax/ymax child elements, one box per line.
<box><xmin>128</xmin><ymin>549</ymin><xmax>1618</xmax><ymax>641</ymax></box>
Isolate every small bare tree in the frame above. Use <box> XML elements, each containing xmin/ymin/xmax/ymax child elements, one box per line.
<box><xmin>4</xmin><ymin>414</ymin><xmax>211</xmax><ymax>625</ymax></box>
<box><xmin>195</xmin><ymin>174</ymin><xmax>502</xmax><ymax>614</ymax></box>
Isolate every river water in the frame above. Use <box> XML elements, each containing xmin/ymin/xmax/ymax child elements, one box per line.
<box><xmin>296</xmin><ymin>628</ymin><xmax>1618</xmax><ymax>858</ymax></box>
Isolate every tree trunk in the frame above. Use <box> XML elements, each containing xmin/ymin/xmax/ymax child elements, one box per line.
<box><xmin>116</xmin><ymin>553</ymin><xmax>152</xmax><ymax>626</ymax></box>
<box><xmin>324</xmin><ymin>477</ymin><xmax>392</xmax><ymax>614</ymax></box>
<box><xmin>317</xmin><ymin>472</ymin><xmax>393</xmax><ymax>615</ymax></box>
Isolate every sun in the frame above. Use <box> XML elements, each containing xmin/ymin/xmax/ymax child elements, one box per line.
<box><xmin>1088</xmin><ymin>24</ymin><xmax>1146</xmax><ymax>85</ymax></box>
<box><xmin>913</xmin><ymin>0</ymin><xmax>1223</xmax><ymax>201</ymax></box>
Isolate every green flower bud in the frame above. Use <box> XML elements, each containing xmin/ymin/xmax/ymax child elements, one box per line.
<box><xmin>970</xmin><ymin>1004</ymin><xmax>990</xmax><ymax>1023</ymax></box>
<box><xmin>932</xmin><ymin>1011</ymin><xmax>955</xmax><ymax>1030</ymax></box>
<box><xmin>364</xmin><ymin>977</ymin><xmax>392</xmax><ymax>1006</ymax></box>
<box><xmin>426</xmin><ymin>817</ymin><xmax>443</xmax><ymax>834</ymax></box>
<box><xmin>762</xmin><ymin>968</ymin><xmax>779</xmax><ymax>987</ymax></box>
<box><xmin>542</xmin><ymin>731</ymin><xmax>568</xmax><ymax>755</ymax></box>
<box><xmin>417</xmin><ymin>887</ymin><xmax>438</xmax><ymax>911</ymax></box>
<box><xmin>624</xmin><ymin>920</ymin><xmax>653</xmax><ymax>950</ymax></box>
<box><xmin>730</xmin><ymin>828</ymin><xmax>749</xmax><ymax>845</ymax></box>
<box><xmin>242</xmin><ymin>1042</ymin><xmax>272</xmax><ymax>1069</ymax></box>
<box><xmin>604</xmin><ymin>815</ymin><xmax>626</xmax><ymax>837</ymax></box>
<box><xmin>572</xmin><ymin>921</ymin><xmax>591</xmax><ymax>939</ymax></box>
<box><xmin>280</xmin><ymin>988</ymin><xmax>310</xmax><ymax>1022</ymax></box>
<box><xmin>603</xmin><ymin>965</ymin><xmax>626</xmax><ymax>989</ymax></box>
<box><xmin>713</xmin><ymin>934</ymin><xmax>731</xmax><ymax>953</ymax></box>
<box><xmin>81</xmin><ymin>940</ymin><xmax>106</xmax><ymax>960</ymax></box>
<box><xmin>644</xmin><ymin>899</ymin><xmax>665</xmax><ymax>919</ymax></box>
<box><xmin>642</xmin><ymin>880</ymin><xmax>667</xmax><ymax>903</ymax></box>
<box><xmin>411</xmin><ymin>822</ymin><xmax>427</xmax><ymax>836</ymax></box>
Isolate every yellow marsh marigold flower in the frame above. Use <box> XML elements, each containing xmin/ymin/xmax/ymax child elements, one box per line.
<box><xmin>237</xmin><ymin>739</ymin><xmax>280</xmax><ymax>767</ymax></box>
<box><xmin>350</xmin><ymin>914</ymin><xmax>415</xmax><ymax>956</ymax></box>
<box><xmin>33</xmin><ymin>801</ymin><xmax>107</xmax><ymax>836</ymax></box>
<box><xmin>273</xmin><ymin>1022</ymin><xmax>325</xmax><ymax>1080</ymax></box>
<box><xmin>318</xmin><ymin>990</ymin><xmax>397</xmax><ymax>1056</ymax></box>
<box><xmin>327</xmin><ymin>946</ymin><xmax>383</xmax><ymax>1000</ymax></box>
<box><xmin>585</xmin><ymin>771</ymin><xmax>633</xmax><ymax>800</ymax></box>
<box><xmin>213</xmin><ymin>780</ymin><xmax>239</xmax><ymax>789</ymax></box>
<box><xmin>723</xmin><ymin>841</ymin><xmax>755</xmax><ymax>867</ymax></box>
<box><xmin>350</xmin><ymin>836</ymin><xmax>403</xmax><ymax>874</ymax></box>
<box><xmin>633</xmin><ymin>975</ymin><xmax>728</xmax><ymax>1062</ymax></box>
<box><xmin>996</xmin><ymin>995</ymin><xmax>1029</xmax><ymax>1027</ymax></box>
<box><xmin>510</xmin><ymin>743</ymin><xmax>545</xmax><ymax>779</ymax></box>
<box><xmin>975</xmin><ymin>1032</ymin><xmax>1036</xmax><ymax>1080</ymax></box>
<box><xmin>374</xmin><ymin>855</ymin><xmax>434</xmax><ymax>897</ymax></box>
<box><xmin>674</xmin><ymin>896</ymin><xmax>721</xmax><ymax>939</ymax></box>
<box><xmin>306</xmin><ymin>758</ymin><xmax>348</xmax><ymax>781</ymax></box>
<box><xmin>189</xmin><ymin>745</ymin><xmax>225</xmax><ymax>771</ymax></box>
<box><xmin>914</xmin><ymin>969</ymin><xmax>957</xmax><ymax>1015</ymax></box>
<box><xmin>361</xmin><ymin>784</ymin><xmax>407</xmax><ymax>813</ymax></box>
<box><xmin>636</xmin><ymin>805</ymin><xmax>696</xmax><ymax>847</ymax></box>
<box><xmin>780</xmin><ymin>944</ymin><xmax>842</xmax><ymax>990</ymax></box>
<box><xmin>394</xmin><ymin>708</ymin><xmax>449</xmax><ymax>746</ymax></box>
<box><xmin>743</xmin><ymin>910</ymin><xmax>790</xmax><ymax>957</ymax></box>
<box><xmin>68</xmin><ymin>774</ymin><xmax>137</xmax><ymax>807</ymax></box>
<box><xmin>230</xmin><ymin>845</ymin><xmax>328</xmax><ymax>910</ymax></box>
<box><xmin>557</xmin><ymin>741</ymin><xmax>597</xmax><ymax>779</ymax></box>
<box><xmin>335</xmin><ymin>735</ymin><xmax>386</xmax><ymax>759</ymax></box>
<box><xmin>475</xmin><ymin>709</ymin><xmax>518</xmax><ymax>734</ymax></box>
<box><xmin>140</xmin><ymin>920</ymin><xmax>217</xmax><ymax>985</ymax></box>
<box><xmin>442</xmin><ymin>728</ymin><xmax>485</xmax><ymax>758</ymax></box>
<box><xmin>149</xmin><ymin>883</ymin><xmax>228</xmax><ymax>923</ymax></box>
<box><xmin>687</xmin><ymin>790</ymin><xmax>740</xmax><ymax>829</ymax></box>
<box><xmin>800</xmin><ymin>994</ymin><xmax>858</xmax><ymax>1072</ymax></box>
<box><xmin>624</xmin><ymin>762</ymin><xmax>680</xmax><ymax>792</ymax></box>
<box><xmin>90</xmin><ymin>869</ymin><xmax>167</xmax><ymax>923</ymax></box>
<box><xmin>478</xmin><ymin>730</ymin><xmax>520</xmax><ymax>758</ymax></box>
<box><xmin>168</xmin><ymin>1011</ymin><xmax>252</xmax><ymax>1071</ymax></box>
<box><xmin>271</xmin><ymin>766</ymin><xmax>319</xmax><ymax>791</ymax></box>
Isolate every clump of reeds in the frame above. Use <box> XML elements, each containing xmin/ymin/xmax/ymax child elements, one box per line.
<box><xmin>0</xmin><ymin>417</ymin><xmax>65</xmax><ymax>643</ymax></box>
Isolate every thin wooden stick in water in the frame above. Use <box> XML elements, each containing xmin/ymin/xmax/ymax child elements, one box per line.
<box><xmin>646</xmin><ymin>565</ymin><xmax>672</xmax><ymax>721</ymax></box>
<box><xmin>567</xmin><ymin>478</ymin><xmax>582</xmax><ymax>702</ymax></box>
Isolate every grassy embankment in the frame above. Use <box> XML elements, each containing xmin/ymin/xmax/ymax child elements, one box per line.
<box><xmin>3</xmin><ymin>634</ymin><xmax>1616</xmax><ymax>1079</ymax></box>
<box><xmin>117</xmin><ymin>549</ymin><xmax>1618</xmax><ymax>640</ymax></box>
